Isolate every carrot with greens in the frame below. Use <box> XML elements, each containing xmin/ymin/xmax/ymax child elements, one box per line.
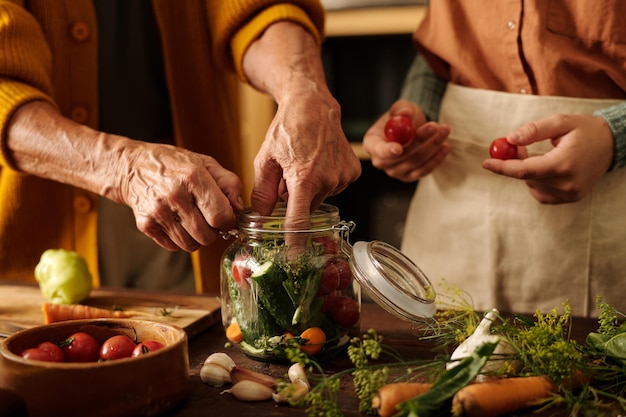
<box><xmin>42</xmin><ymin>302</ymin><xmax>134</xmax><ymax>323</ymax></box>
<box><xmin>395</xmin><ymin>341</ymin><xmax>498</xmax><ymax>417</ymax></box>
<box><xmin>372</xmin><ymin>382</ymin><xmax>432</xmax><ymax>417</ymax></box>
<box><xmin>451</xmin><ymin>376</ymin><xmax>557</xmax><ymax>417</ymax></box>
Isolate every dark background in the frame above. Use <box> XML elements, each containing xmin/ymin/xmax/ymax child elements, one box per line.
<box><xmin>322</xmin><ymin>34</ymin><xmax>419</xmax><ymax>247</ymax></box>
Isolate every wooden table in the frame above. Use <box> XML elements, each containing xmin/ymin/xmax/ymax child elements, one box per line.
<box><xmin>165</xmin><ymin>300</ymin><xmax>600</xmax><ymax>417</ymax></box>
<box><xmin>0</xmin><ymin>284</ymin><xmax>606</xmax><ymax>417</ymax></box>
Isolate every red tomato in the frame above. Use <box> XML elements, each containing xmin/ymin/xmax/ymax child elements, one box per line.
<box><xmin>231</xmin><ymin>254</ymin><xmax>252</xmax><ymax>289</ymax></box>
<box><xmin>61</xmin><ymin>332</ymin><xmax>100</xmax><ymax>362</ymax></box>
<box><xmin>333</xmin><ymin>259</ymin><xmax>353</xmax><ymax>290</ymax></box>
<box><xmin>384</xmin><ymin>115</ymin><xmax>415</xmax><ymax>146</ymax></box>
<box><xmin>21</xmin><ymin>345</ymin><xmax>64</xmax><ymax>363</ymax></box>
<box><xmin>36</xmin><ymin>341</ymin><xmax>65</xmax><ymax>362</ymax></box>
<box><xmin>489</xmin><ymin>137</ymin><xmax>519</xmax><ymax>160</ymax></box>
<box><xmin>312</xmin><ymin>235</ymin><xmax>339</xmax><ymax>255</ymax></box>
<box><xmin>320</xmin><ymin>264</ymin><xmax>340</xmax><ymax>295</ymax></box>
<box><xmin>131</xmin><ymin>340</ymin><xmax>164</xmax><ymax>357</ymax></box>
<box><xmin>327</xmin><ymin>296</ymin><xmax>360</xmax><ymax>328</ymax></box>
<box><xmin>100</xmin><ymin>335</ymin><xmax>136</xmax><ymax>360</ymax></box>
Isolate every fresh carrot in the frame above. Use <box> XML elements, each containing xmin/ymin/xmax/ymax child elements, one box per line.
<box><xmin>451</xmin><ymin>376</ymin><xmax>557</xmax><ymax>417</ymax></box>
<box><xmin>226</xmin><ymin>320</ymin><xmax>244</xmax><ymax>343</ymax></box>
<box><xmin>299</xmin><ymin>327</ymin><xmax>326</xmax><ymax>355</ymax></box>
<box><xmin>372</xmin><ymin>382</ymin><xmax>433</xmax><ymax>417</ymax></box>
<box><xmin>42</xmin><ymin>302</ymin><xmax>133</xmax><ymax>324</ymax></box>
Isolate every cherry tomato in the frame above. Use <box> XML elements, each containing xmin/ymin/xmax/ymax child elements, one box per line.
<box><xmin>131</xmin><ymin>340</ymin><xmax>164</xmax><ymax>357</ymax></box>
<box><xmin>334</xmin><ymin>259</ymin><xmax>353</xmax><ymax>290</ymax></box>
<box><xmin>100</xmin><ymin>334</ymin><xmax>136</xmax><ymax>361</ymax></box>
<box><xmin>319</xmin><ymin>264</ymin><xmax>340</xmax><ymax>295</ymax></box>
<box><xmin>489</xmin><ymin>137</ymin><xmax>519</xmax><ymax>160</ymax></box>
<box><xmin>327</xmin><ymin>295</ymin><xmax>360</xmax><ymax>328</ymax></box>
<box><xmin>231</xmin><ymin>254</ymin><xmax>252</xmax><ymax>289</ymax></box>
<box><xmin>21</xmin><ymin>343</ymin><xmax>65</xmax><ymax>363</ymax></box>
<box><xmin>61</xmin><ymin>332</ymin><xmax>100</xmax><ymax>362</ymax></box>
<box><xmin>312</xmin><ymin>235</ymin><xmax>339</xmax><ymax>254</ymax></box>
<box><xmin>384</xmin><ymin>115</ymin><xmax>415</xmax><ymax>146</ymax></box>
<box><xmin>36</xmin><ymin>341</ymin><xmax>65</xmax><ymax>362</ymax></box>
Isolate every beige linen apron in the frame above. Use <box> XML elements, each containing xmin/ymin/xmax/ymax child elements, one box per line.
<box><xmin>401</xmin><ymin>84</ymin><xmax>626</xmax><ymax>317</ymax></box>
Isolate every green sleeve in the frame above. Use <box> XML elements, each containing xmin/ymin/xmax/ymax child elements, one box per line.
<box><xmin>399</xmin><ymin>54</ymin><xmax>447</xmax><ymax>122</ymax></box>
<box><xmin>594</xmin><ymin>102</ymin><xmax>626</xmax><ymax>171</ymax></box>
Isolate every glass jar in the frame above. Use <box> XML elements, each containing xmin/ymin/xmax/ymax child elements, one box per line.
<box><xmin>220</xmin><ymin>203</ymin><xmax>360</xmax><ymax>362</ymax></box>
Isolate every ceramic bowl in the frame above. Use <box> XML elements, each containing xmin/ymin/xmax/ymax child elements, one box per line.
<box><xmin>0</xmin><ymin>319</ymin><xmax>189</xmax><ymax>417</ymax></box>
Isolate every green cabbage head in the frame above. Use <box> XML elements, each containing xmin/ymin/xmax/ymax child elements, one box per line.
<box><xmin>35</xmin><ymin>249</ymin><xmax>93</xmax><ymax>304</ymax></box>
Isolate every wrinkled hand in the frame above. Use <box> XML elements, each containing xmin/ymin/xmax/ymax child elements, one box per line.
<box><xmin>250</xmin><ymin>82</ymin><xmax>361</xmax><ymax>224</ymax></box>
<box><xmin>482</xmin><ymin>113</ymin><xmax>614</xmax><ymax>204</ymax></box>
<box><xmin>111</xmin><ymin>141</ymin><xmax>243</xmax><ymax>251</ymax></box>
<box><xmin>363</xmin><ymin>99</ymin><xmax>451</xmax><ymax>182</ymax></box>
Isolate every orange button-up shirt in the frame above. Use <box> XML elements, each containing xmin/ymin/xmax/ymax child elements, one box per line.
<box><xmin>414</xmin><ymin>0</ymin><xmax>626</xmax><ymax>99</ymax></box>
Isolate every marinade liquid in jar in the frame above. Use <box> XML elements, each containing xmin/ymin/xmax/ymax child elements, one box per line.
<box><xmin>220</xmin><ymin>203</ymin><xmax>360</xmax><ymax>362</ymax></box>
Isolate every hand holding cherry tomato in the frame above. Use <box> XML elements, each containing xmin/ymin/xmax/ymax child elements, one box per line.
<box><xmin>489</xmin><ymin>137</ymin><xmax>519</xmax><ymax>160</ymax></box>
<box><xmin>384</xmin><ymin>115</ymin><xmax>416</xmax><ymax>146</ymax></box>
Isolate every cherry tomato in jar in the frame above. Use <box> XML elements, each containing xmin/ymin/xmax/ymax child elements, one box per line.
<box><xmin>320</xmin><ymin>259</ymin><xmax>353</xmax><ymax>294</ymax></box>
<box><xmin>319</xmin><ymin>264</ymin><xmax>340</xmax><ymax>295</ymax></box>
<box><xmin>312</xmin><ymin>235</ymin><xmax>339</xmax><ymax>255</ymax></box>
<box><xmin>61</xmin><ymin>332</ymin><xmax>100</xmax><ymax>362</ymax></box>
<box><xmin>99</xmin><ymin>334</ymin><xmax>136</xmax><ymax>361</ymax></box>
<box><xmin>333</xmin><ymin>259</ymin><xmax>353</xmax><ymax>290</ymax></box>
<box><xmin>21</xmin><ymin>341</ymin><xmax>65</xmax><ymax>363</ymax></box>
<box><xmin>384</xmin><ymin>115</ymin><xmax>415</xmax><ymax>146</ymax></box>
<box><xmin>231</xmin><ymin>254</ymin><xmax>252</xmax><ymax>289</ymax></box>
<box><xmin>131</xmin><ymin>340</ymin><xmax>164</xmax><ymax>357</ymax></box>
<box><xmin>327</xmin><ymin>295</ymin><xmax>360</xmax><ymax>328</ymax></box>
<box><xmin>489</xmin><ymin>137</ymin><xmax>519</xmax><ymax>160</ymax></box>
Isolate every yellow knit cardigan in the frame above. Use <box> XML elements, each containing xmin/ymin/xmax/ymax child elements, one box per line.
<box><xmin>0</xmin><ymin>0</ymin><xmax>324</xmax><ymax>293</ymax></box>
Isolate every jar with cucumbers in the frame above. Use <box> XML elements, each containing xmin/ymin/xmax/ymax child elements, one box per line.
<box><xmin>220</xmin><ymin>203</ymin><xmax>360</xmax><ymax>362</ymax></box>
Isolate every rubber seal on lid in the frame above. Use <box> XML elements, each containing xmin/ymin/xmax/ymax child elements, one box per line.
<box><xmin>350</xmin><ymin>241</ymin><xmax>436</xmax><ymax>322</ymax></box>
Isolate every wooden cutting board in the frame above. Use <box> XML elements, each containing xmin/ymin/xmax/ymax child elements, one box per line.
<box><xmin>0</xmin><ymin>283</ymin><xmax>222</xmax><ymax>338</ymax></box>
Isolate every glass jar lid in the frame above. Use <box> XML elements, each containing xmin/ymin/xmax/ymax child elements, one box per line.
<box><xmin>349</xmin><ymin>240</ymin><xmax>436</xmax><ymax>322</ymax></box>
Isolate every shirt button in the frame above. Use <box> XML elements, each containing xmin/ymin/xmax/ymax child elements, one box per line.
<box><xmin>507</xmin><ymin>20</ymin><xmax>516</xmax><ymax>30</ymax></box>
<box><xmin>70</xmin><ymin>106</ymin><xmax>89</xmax><ymax>123</ymax></box>
<box><xmin>74</xmin><ymin>194</ymin><xmax>93</xmax><ymax>213</ymax></box>
<box><xmin>71</xmin><ymin>22</ymin><xmax>90</xmax><ymax>41</ymax></box>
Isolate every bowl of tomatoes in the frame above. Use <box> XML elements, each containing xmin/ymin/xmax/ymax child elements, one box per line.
<box><xmin>0</xmin><ymin>318</ymin><xmax>189</xmax><ymax>417</ymax></box>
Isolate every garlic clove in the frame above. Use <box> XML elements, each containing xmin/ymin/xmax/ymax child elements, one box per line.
<box><xmin>200</xmin><ymin>363</ymin><xmax>232</xmax><ymax>387</ymax></box>
<box><xmin>287</xmin><ymin>363</ymin><xmax>310</xmax><ymax>389</ymax></box>
<box><xmin>230</xmin><ymin>365</ymin><xmax>278</xmax><ymax>388</ymax></box>
<box><xmin>204</xmin><ymin>352</ymin><xmax>236</xmax><ymax>372</ymax></box>
<box><xmin>223</xmin><ymin>380</ymin><xmax>274</xmax><ymax>402</ymax></box>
